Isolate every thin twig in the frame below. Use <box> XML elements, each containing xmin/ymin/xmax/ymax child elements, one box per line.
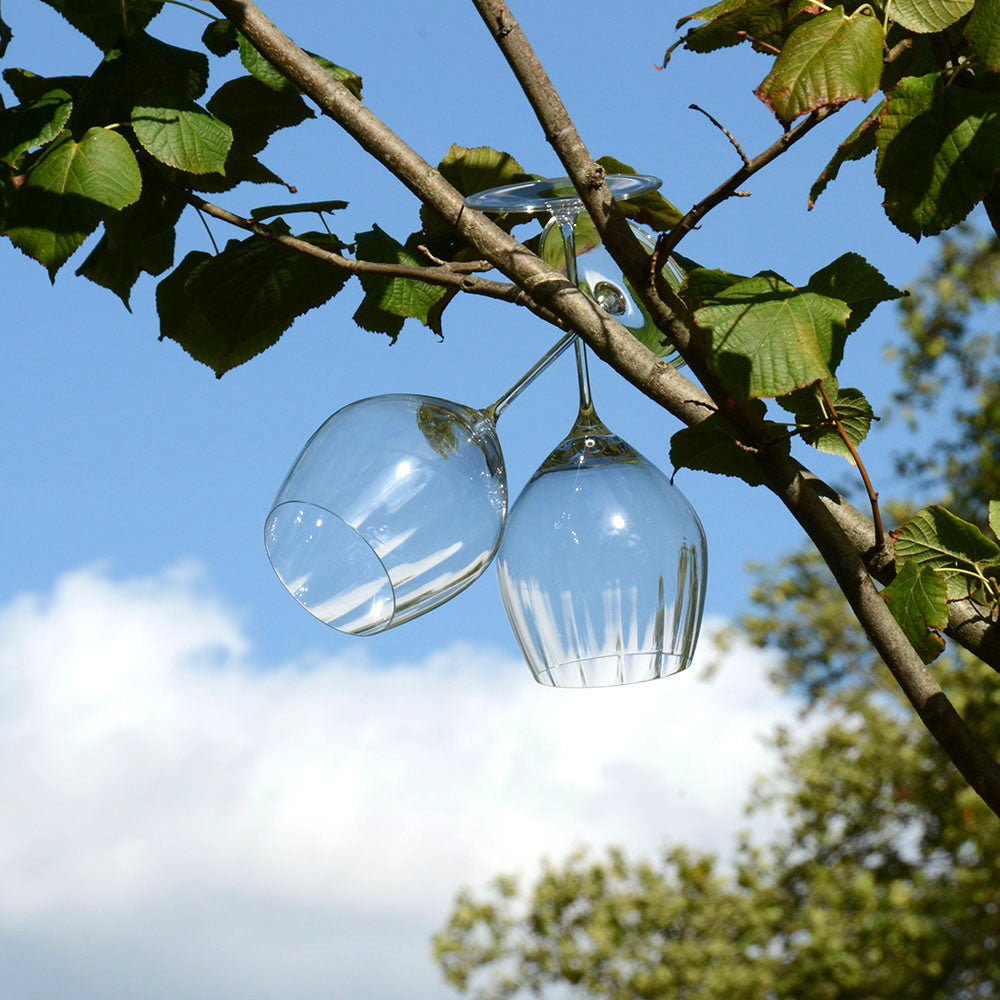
<box><xmin>689</xmin><ymin>104</ymin><xmax>750</xmax><ymax>166</ymax></box>
<box><xmin>195</xmin><ymin>205</ymin><xmax>220</xmax><ymax>254</ymax></box>
<box><xmin>653</xmin><ymin>105</ymin><xmax>838</xmax><ymax>265</ymax></box>
<box><xmin>816</xmin><ymin>380</ymin><xmax>887</xmax><ymax>553</ymax></box>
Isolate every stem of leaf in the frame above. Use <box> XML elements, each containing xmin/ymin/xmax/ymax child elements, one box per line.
<box><xmin>195</xmin><ymin>207</ymin><xmax>220</xmax><ymax>254</ymax></box>
<box><xmin>817</xmin><ymin>380</ymin><xmax>886</xmax><ymax>553</ymax></box>
<box><xmin>160</xmin><ymin>0</ymin><xmax>219</xmax><ymax>19</ymax></box>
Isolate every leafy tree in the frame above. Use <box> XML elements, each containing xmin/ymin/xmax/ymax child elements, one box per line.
<box><xmin>3</xmin><ymin>0</ymin><xmax>1000</xmax><ymax>815</ymax></box>
<box><xmin>432</xmin><ymin>657</ymin><xmax>1000</xmax><ymax>999</ymax></box>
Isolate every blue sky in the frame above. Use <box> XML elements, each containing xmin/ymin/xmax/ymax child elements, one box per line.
<box><xmin>0</xmin><ymin>1</ymin><xmax>941</xmax><ymax>997</ymax></box>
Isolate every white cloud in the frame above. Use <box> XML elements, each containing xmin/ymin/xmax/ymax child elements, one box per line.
<box><xmin>0</xmin><ymin>564</ymin><xmax>798</xmax><ymax>1000</ymax></box>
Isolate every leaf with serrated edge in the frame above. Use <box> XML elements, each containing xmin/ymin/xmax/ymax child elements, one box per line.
<box><xmin>876</xmin><ymin>72</ymin><xmax>1000</xmax><ymax>239</ymax></box>
<box><xmin>5</xmin><ymin>126</ymin><xmax>141</xmax><ymax>278</ymax></box>
<box><xmin>596</xmin><ymin>156</ymin><xmax>682</xmax><ymax>231</ymax></box>
<box><xmin>670</xmin><ymin>402</ymin><xmax>789</xmax><ymax>486</ymax></box>
<box><xmin>77</xmin><ymin>179</ymin><xmax>185</xmax><ymax>307</ymax></box>
<box><xmin>894</xmin><ymin>505</ymin><xmax>1000</xmax><ymax>601</ymax></box>
<box><xmin>157</xmin><ymin>231</ymin><xmax>349</xmax><ymax>377</ymax></box>
<box><xmin>237</xmin><ymin>34</ymin><xmax>362</xmax><ymax>100</ymax></box>
<box><xmin>38</xmin><ymin>0</ymin><xmax>162</xmax><ymax>50</ymax></box>
<box><xmin>0</xmin><ymin>88</ymin><xmax>72</xmax><ymax>166</ymax></box>
<box><xmin>681</xmin><ymin>0</ymin><xmax>809</xmax><ymax>55</ymax></box>
<box><xmin>882</xmin><ymin>562</ymin><xmax>948</xmax><ymax>663</ymax></box>
<box><xmin>990</xmin><ymin>500</ymin><xmax>1000</xmax><ymax>542</ymax></box>
<box><xmin>355</xmin><ymin>226</ymin><xmax>447</xmax><ymax>325</ymax></box>
<box><xmin>966</xmin><ymin>0</ymin><xmax>1000</xmax><ymax>71</ymax></box>
<box><xmin>778</xmin><ymin>379</ymin><xmax>873</xmax><ymax>461</ymax></box>
<box><xmin>132</xmin><ymin>95</ymin><xmax>233</xmax><ymax>175</ymax></box>
<box><xmin>694</xmin><ymin>272</ymin><xmax>847</xmax><ymax>399</ymax></box>
<box><xmin>889</xmin><ymin>0</ymin><xmax>973</xmax><ymax>33</ymax></box>
<box><xmin>809</xmin><ymin>101</ymin><xmax>881</xmax><ymax>209</ymax></box>
<box><xmin>755</xmin><ymin>6</ymin><xmax>884</xmax><ymax>125</ymax></box>
<box><xmin>807</xmin><ymin>252</ymin><xmax>904</xmax><ymax>344</ymax></box>
<box><xmin>422</xmin><ymin>144</ymin><xmax>535</xmax><ymax>258</ymax></box>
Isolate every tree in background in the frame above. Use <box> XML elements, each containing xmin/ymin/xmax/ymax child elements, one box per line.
<box><xmin>432</xmin><ymin>233</ymin><xmax>1000</xmax><ymax>997</ymax></box>
<box><xmin>3</xmin><ymin>1</ymin><xmax>1000</xmax><ymax>816</ymax></box>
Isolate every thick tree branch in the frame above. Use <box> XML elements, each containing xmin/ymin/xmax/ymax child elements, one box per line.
<box><xmin>212</xmin><ymin>0</ymin><xmax>1000</xmax><ymax>812</ymax></box>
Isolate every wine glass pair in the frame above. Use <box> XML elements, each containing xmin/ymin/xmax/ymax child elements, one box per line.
<box><xmin>264</xmin><ymin>175</ymin><xmax>706</xmax><ymax>686</ymax></box>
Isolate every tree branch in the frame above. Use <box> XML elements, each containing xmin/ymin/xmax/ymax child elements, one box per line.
<box><xmin>184</xmin><ymin>191</ymin><xmax>549</xmax><ymax>308</ymax></box>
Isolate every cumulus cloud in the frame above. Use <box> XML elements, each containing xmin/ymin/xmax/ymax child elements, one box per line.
<box><xmin>0</xmin><ymin>564</ymin><xmax>796</xmax><ymax>1000</ymax></box>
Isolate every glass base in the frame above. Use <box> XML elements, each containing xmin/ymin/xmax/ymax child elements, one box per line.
<box><xmin>464</xmin><ymin>173</ymin><xmax>661</xmax><ymax>214</ymax></box>
<box><xmin>532</xmin><ymin>651</ymin><xmax>691</xmax><ymax>688</ymax></box>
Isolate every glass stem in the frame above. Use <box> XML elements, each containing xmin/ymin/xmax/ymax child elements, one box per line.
<box><xmin>484</xmin><ymin>331</ymin><xmax>577</xmax><ymax>422</ymax></box>
<box><xmin>555</xmin><ymin>211</ymin><xmax>595</xmax><ymax>416</ymax></box>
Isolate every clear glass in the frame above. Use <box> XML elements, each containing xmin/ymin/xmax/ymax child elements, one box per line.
<box><xmin>266</xmin><ymin>396</ymin><xmax>504</xmax><ymax>635</ymax></box>
<box><xmin>265</xmin><ymin>334</ymin><xmax>577</xmax><ymax>636</ymax></box>
<box><xmin>497</xmin><ymin>408</ymin><xmax>707</xmax><ymax>687</ymax></box>
<box><xmin>469</xmin><ymin>173</ymin><xmax>707</xmax><ymax>687</ymax></box>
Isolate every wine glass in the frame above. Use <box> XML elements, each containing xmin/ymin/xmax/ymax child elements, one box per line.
<box><xmin>264</xmin><ymin>332</ymin><xmax>575</xmax><ymax>636</ymax></box>
<box><xmin>470</xmin><ymin>175</ymin><xmax>707</xmax><ymax>686</ymax></box>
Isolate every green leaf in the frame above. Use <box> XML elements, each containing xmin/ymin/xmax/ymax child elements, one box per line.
<box><xmin>0</xmin><ymin>5</ymin><xmax>11</xmax><ymax>59</ymax></box>
<box><xmin>76</xmin><ymin>176</ymin><xmax>184</xmax><ymax>306</ymax></box>
<box><xmin>156</xmin><ymin>229</ymin><xmax>349</xmax><ymax>377</ymax></box>
<box><xmin>808</xmin><ymin>101</ymin><xmax>881</xmax><ymax>208</ymax></box>
<box><xmin>893</xmin><ymin>505</ymin><xmax>1000</xmax><ymax>600</ymax></box>
<box><xmin>676</xmin><ymin>0</ymin><xmax>812</xmax><ymax>56</ymax></box>
<box><xmin>202</xmin><ymin>18</ymin><xmax>237</xmax><ymax>57</ymax></box>
<box><xmin>207</xmin><ymin>76</ymin><xmax>313</xmax><ymax>154</ymax></box>
<box><xmin>352</xmin><ymin>295</ymin><xmax>404</xmax><ymax>339</ymax></box>
<box><xmin>596</xmin><ymin>156</ymin><xmax>683</xmax><ymax>231</ymax></box>
<box><xmin>694</xmin><ymin>272</ymin><xmax>848</xmax><ymax>398</ymax></box>
<box><xmin>38</xmin><ymin>0</ymin><xmax>163</xmax><ymax>50</ymax></box>
<box><xmin>806</xmin><ymin>252</ymin><xmax>905</xmax><ymax>342</ymax></box>
<box><xmin>3</xmin><ymin>68</ymin><xmax>87</xmax><ymax>104</ymax></box>
<box><xmin>0</xmin><ymin>88</ymin><xmax>72</xmax><ymax>166</ymax></box>
<box><xmin>989</xmin><ymin>499</ymin><xmax>1000</xmax><ymax>541</ymax></box>
<box><xmin>679</xmin><ymin>267</ymin><xmax>749</xmax><ymax>311</ymax></box>
<box><xmin>888</xmin><ymin>0</ymin><xmax>974</xmax><ymax>33</ymax></box>
<box><xmin>132</xmin><ymin>95</ymin><xmax>233</xmax><ymax>175</ymax></box>
<box><xmin>669</xmin><ymin>401</ymin><xmax>791</xmax><ymax>486</ymax></box>
<box><xmin>5</xmin><ymin>126</ymin><xmax>141</xmax><ymax>278</ymax></box>
<box><xmin>755</xmin><ymin>6</ymin><xmax>884</xmax><ymax>126</ymax></box>
<box><xmin>354</xmin><ymin>226</ymin><xmax>448</xmax><ymax>329</ymax></box>
<box><xmin>876</xmin><ymin>72</ymin><xmax>1000</xmax><ymax>239</ymax></box>
<box><xmin>966</xmin><ymin>0</ymin><xmax>1000</xmax><ymax>71</ymax></box>
<box><xmin>172</xmin><ymin>74</ymin><xmax>314</xmax><ymax>192</ymax></box>
<box><xmin>250</xmin><ymin>200</ymin><xmax>347</xmax><ymax>221</ymax></box>
<box><xmin>421</xmin><ymin>144</ymin><xmax>534</xmax><ymax>259</ymax></box>
<box><xmin>777</xmin><ymin>379</ymin><xmax>873</xmax><ymax>461</ymax></box>
<box><xmin>237</xmin><ymin>33</ymin><xmax>362</xmax><ymax>100</ymax></box>
<box><xmin>882</xmin><ymin>562</ymin><xmax>948</xmax><ymax>663</ymax></box>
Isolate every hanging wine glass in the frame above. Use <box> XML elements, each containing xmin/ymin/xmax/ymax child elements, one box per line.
<box><xmin>470</xmin><ymin>174</ymin><xmax>707</xmax><ymax>687</ymax></box>
<box><xmin>264</xmin><ymin>332</ymin><xmax>575</xmax><ymax>636</ymax></box>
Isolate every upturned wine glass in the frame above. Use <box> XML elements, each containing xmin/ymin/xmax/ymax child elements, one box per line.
<box><xmin>470</xmin><ymin>174</ymin><xmax>707</xmax><ymax>687</ymax></box>
<box><xmin>265</xmin><ymin>332</ymin><xmax>574</xmax><ymax>636</ymax></box>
